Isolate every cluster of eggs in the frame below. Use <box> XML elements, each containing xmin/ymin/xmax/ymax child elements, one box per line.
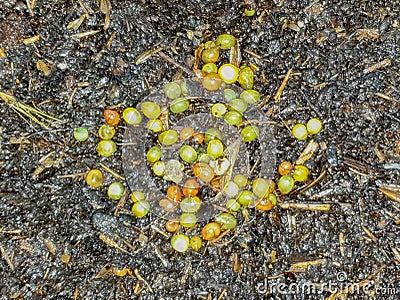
<box><xmin>73</xmin><ymin>31</ymin><xmax>323</xmax><ymax>253</ymax></box>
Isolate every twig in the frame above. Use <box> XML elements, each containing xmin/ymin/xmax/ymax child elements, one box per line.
<box><xmin>136</xmin><ymin>47</ymin><xmax>164</xmax><ymax>65</ymax></box>
<box><xmin>375</xmin><ymin>92</ymin><xmax>400</xmax><ymax>103</ymax></box>
<box><xmin>274</xmin><ymin>69</ymin><xmax>292</xmax><ymax>102</ymax></box>
<box><xmin>298</xmin><ymin>168</ymin><xmax>327</xmax><ymax>194</ymax></box>
<box><xmin>279</xmin><ymin>202</ymin><xmax>331</xmax><ymax>211</ymax></box>
<box><xmin>134</xmin><ymin>269</ymin><xmax>153</xmax><ymax>293</ymax></box>
<box><xmin>0</xmin><ymin>246</ymin><xmax>14</xmax><ymax>271</ymax></box>
<box><xmin>114</xmin><ymin>188</ymin><xmax>129</xmax><ymax>216</ymax></box>
<box><xmin>58</xmin><ymin>172</ymin><xmax>86</xmax><ymax>179</ymax></box>
<box><xmin>363</xmin><ymin>59</ymin><xmax>391</xmax><ymax>74</ymax></box>
<box><xmin>157</xmin><ymin>51</ymin><xmax>193</xmax><ymax>75</ymax></box>
<box><xmin>99</xmin><ymin>233</ymin><xmax>130</xmax><ymax>254</ymax></box>
<box><xmin>0</xmin><ymin>91</ymin><xmax>60</xmax><ymax>128</ymax></box>
<box><xmin>99</xmin><ymin>162</ymin><xmax>125</xmax><ymax>181</ymax></box>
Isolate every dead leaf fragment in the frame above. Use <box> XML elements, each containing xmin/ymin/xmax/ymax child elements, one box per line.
<box><xmin>135</xmin><ymin>47</ymin><xmax>163</xmax><ymax>65</ymax></box>
<box><xmin>26</xmin><ymin>0</ymin><xmax>36</xmax><ymax>12</ymax></box>
<box><xmin>296</xmin><ymin>139</ymin><xmax>319</xmax><ymax>165</ymax></box>
<box><xmin>193</xmin><ymin>43</ymin><xmax>204</xmax><ymax>70</ymax></box>
<box><xmin>67</xmin><ymin>14</ymin><xmax>87</xmax><ymax>31</ymax></box>
<box><xmin>379</xmin><ymin>187</ymin><xmax>400</xmax><ymax>203</ymax></box>
<box><xmin>393</xmin><ymin>248</ymin><xmax>400</xmax><ymax>263</ymax></box>
<box><xmin>0</xmin><ymin>47</ymin><xmax>6</xmax><ymax>58</ymax></box>
<box><xmin>94</xmin><ymin>264</ymin><xmax>113</xmax><ymax>278</ymax></box>
<box><xmin>71</xmin><ymin>30</ymin><xmax>101</xmax><ymax>40</ymax></box>
<box><xmin>186</xmin><ymin>30</ymin><xmax>194</xmax><ymax>40</ymax></box>
<box><xmin>361</xmin><ymin>225</ymin><xmax>378</xmax><ymax>243</ymax></box>
<box><xmin>36</xmin><ymin>60</ymin><xmax>51</xmax><ymax>76</ymax></box>
<box><xmin>315</xmin><ymin>32</ymin><xmax>328</xmax><ymax>44</ymax></box>
<box><xmin>229</xmin><ymin>40</ymin><xmax>241</xmax><ymax>67</ymax></box>
<box><xmin>99</xmin><ymin>0</ymin><xmax>111</xmax><ymax>30</ymax></box>
<box><xmin>60</xmin><ymin>253</ymin><xmax>71</xmax><ymax>264</ymax></box>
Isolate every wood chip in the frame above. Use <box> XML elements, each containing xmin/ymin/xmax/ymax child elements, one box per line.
<box><xmin>274</xmin><ymin>69</ymin><xmax>292</xmax><ymax>102</ymax></box>
<box><xmin>10</xmin><ymin>136</ymin><xmax>30</xmax><ymax>144</ymax></box>
<box><xmin>289</xmin><ymin>259</ymin><xmax>325</xmax><ymax>272</ymax></box>
<box><xmin>23</xmin><ymin>35</ymin><xmax>40</xmax><ymax>44</ymax></box>
<box><xmin>134</xmin><ymin>282</ymin><xmax>141</xmax><ymax>294</ymax></box>
<box><xmin>270</xmin><ymin>250</ymin><xmax>277</xmax><ymax>263</ymax></box>
<box><xmin>44</xmin><ymin>239</ymin><xmax>57</xmax><ymax>255</ymax></box>
<box><xmin>32</xmin><ymin>151</ymin><xmax>55</xmax><ymax>179</ymax></box>
<box><xmin>339</xmin><ymin>232</ymin><xmax>345</xmax><ymax>257</ymax></box>
<box><xmin>217</xmin><ymin>290</ymin><xmax>227</xmax><ymax>300</ymax></box>
<box><xmin>0</xmin><ymin>228</ymin><xmax>22</xmax><ymax>234</ymax></box>
<box><xmin>244</xmin><ymin>49</ymin><xmax>261</xmax><ymax>59</ymax></box>
<box><xmin>232</xmin><ymin>252</ymin><xmax>242</xmax><ymax>273</ymax></box>
<box><xmin>73</xmin><ymin>288</ymin><xmax>79</xmax><ymax>299</ymax></box>
<box><xmin>374</xmin><ymin>143</ymin><xmax>385</xmax><ymax>162</ymax></box>
<box><xmin>186</xmin><ymin>30</ymin><xmax>194</xmax><ymax>39</ymax></box>
<box><xmin>286</xmin><ymin>22</ymin><xmax>301</xmax><ymax>32</ymax></box>
<box><xmin>313</xmin><ymin>82</ymin><xmax>327</xmax><ymax>90</ymax></box>
<box><xmin>36</xmin><ymin>60</ymin><xmax>51</xmax><ymax>76</ymax></box>
<box><xmin>363</xmin><ymin>58</ymin><xmax>391</xmax><ymax>74</ymax></box>
<box><xmin>0</xmin><ymin>47</ymin><xmax>6</xmax><ymax>58</ymax></box>
<box><xmin>315</xmin><ymin>32</ymin><xmax>328</xmax><ymax>44</ymax></box>
<box><xmin>193</xmin><ymin>43</ymin><xmax>204</xmax><ymax>70</ymax></box>
<box><xmin>105</xmin><ymin>32</ymin><xmax>116</xmax><ymax>48</ymax></box>
<box><xmin>94</xmin><ymin>264</ymin><xmax>113</xmax><ymax>278</ymax></box>
<box><xmin>60</xmin><ymin>253</ymin><xmax>71</xmax><ymax>264</ymax></box>
<box><xmin>356</xmin><ymin>28</ymin><xmax>380</xmax><ymax>40</ymax></box>
<box><xmin>309</xmin><ymin>188</ymin><xmax>334</xmax><ymax>200</ymax></box>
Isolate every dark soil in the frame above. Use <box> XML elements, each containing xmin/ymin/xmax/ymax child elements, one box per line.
<box><xmin>1</xmin><ymin>0</ymin><xmax>399</xmax><ymax>299</ymax></box>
